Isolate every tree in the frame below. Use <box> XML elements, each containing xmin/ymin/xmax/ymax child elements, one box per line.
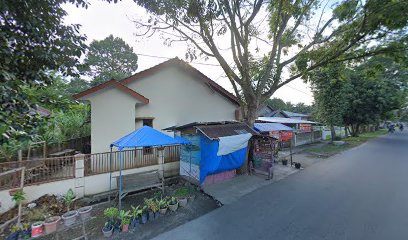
<box><xmin>0</xmin><ymin>0</ymin><xmax>87</xmax><ymax>142</ymax></box>
<box><xmin>343</xmin><ymin>56</ymin><xmax>407</xmax><ymax>136</ymax></box>
<box><xmin>81</xmin><ymin>35</ymin><xmax>139</xmax><ymax>86</ymax></box>
<box><xmin>311</xmin><ymin>64</ymin><xmax>350</xmax><ymax>141</ymax></box>
<box><xmin>109</xmin><ymin>0</ymin><xmax>408</xmax><ymax>125</ymax></box>
<box><xmin>65</xmin><ymin>78</ymin><xmax>90</xmax><ymax>95</ymax></box>
<box><xmin>266</xmin><ymin>98</ymin><xmax>314</xmax><ymax>115</ymax></box>
<box><xmin>265</xmin><ymin>98</ymin><xmax>287</xmax><ymax>111</ymax></box>
<box><xmin>312</xmin><ymin>56</ymin><xmax>408</xmax><ymax>137</ymax></box>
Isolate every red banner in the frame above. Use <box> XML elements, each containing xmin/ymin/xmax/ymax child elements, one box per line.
<box><xmin>299</xmin><ymin>124</ymin><xmax>312</xmax><ymax>133</ymax></box>
<box><xmin>270</xmin><ymin>131</ymin><xmax>293</xmax><ymax>141</ymax></box>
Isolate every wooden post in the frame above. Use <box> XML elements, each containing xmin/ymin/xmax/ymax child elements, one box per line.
<box><xmin>43</xmin><ymin>141</ymin><xmax>47</xmax><ymax>158</ymax></box>
<box><xmin>157</xmin><ymin>147</ymin><xmax>165</xmax><ymax>194</ymax></box>
<box><xmin>17</xmin><ymin>167</ymin><xmax>25</xmax><ymax>226</ymax></box>
<box><xmin>17</xmin><ymin>150</ymin><xmax>22</xmax><ymax>162</ymax></box>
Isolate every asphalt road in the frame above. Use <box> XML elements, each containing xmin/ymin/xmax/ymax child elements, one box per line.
<box><xmin>154</xmin><ymin>131</ymin><xmax>408</xmax><ymax>240</ymax></box>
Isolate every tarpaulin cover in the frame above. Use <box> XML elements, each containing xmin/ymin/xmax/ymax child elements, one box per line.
<box><xmin>111</xmin><ymin>126</ymin><xmax>191</xmax><ymax>150</ymax></box>
<box><xmin>174</xmin><ymin>135</ymin><xmax>192</xmax><ymax>145</ymax></box>
<box><xmin>199</xmin><ymin>136</ymin><xmax>247</xmax><ymax>184</ymax></box>
<box><xmin>217</xmin><ymin>133</ymin><xmax>252</xmax><ymax>156</ymax></box>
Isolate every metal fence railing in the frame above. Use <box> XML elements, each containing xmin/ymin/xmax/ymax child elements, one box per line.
<box><xmin>84</xmin><ymin>145</ymin><xmax>180</xmax><ymax>176</ymax></box>
<box><xmin>0</xmin><ymin>156</ymin><xmax>75</xmax><ymax>190</ymax></box>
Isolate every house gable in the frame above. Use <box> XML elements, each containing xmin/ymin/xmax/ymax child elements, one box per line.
<box><xmin>120</xmin><ymin>58</ymin><xmax>239</xmax><ymax>106</ymax></box>
<box><xmin>126</xmin><ymin>65</ymin><xmax>239</xmax><ymax>131</ymax></box>
<box><xmin>73</xmin><ymin>79</ymin><xmax>149</xmax><ymax>104</ymax></box>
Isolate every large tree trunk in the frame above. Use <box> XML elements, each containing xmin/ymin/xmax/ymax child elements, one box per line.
<box><xmin>238</xmin><ymin>100</ymin><xmax>258</xmax><ymax>175</ymax></box>
<box><xmin>350</xmin><ymin>124</ymin><xmax>360</xmax><ymax>137</ymax></box>
<box><xmin>330</xmin><ymin>125</ymin><xmax>336</xmax><ymax>143</ymax></box>
<box><xmin>245</xmin><ymin>104</ymin><xmax>258</xmax><ymax>127</ymax></box>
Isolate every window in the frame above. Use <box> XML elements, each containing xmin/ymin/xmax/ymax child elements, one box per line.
<box><xmin>135</xmin><ymin>118</ymin><xmax>154</xmax><ymax>154</ymax></box>
<box><xmin>142</xmin><ymin>119</ymin><xmax>153</xmax><ymax>127</ymax></box>
<box><xmin>143</xmin><ymin>146</ymin><xmax>153</xmax><ymax>155</ymax></box>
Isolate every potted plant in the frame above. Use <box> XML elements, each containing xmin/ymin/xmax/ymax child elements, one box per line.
<box><xmin>294</xmin><ymin>162</ymin><xmax>301</xmax><ymax>169</ymax></box>
<box><xmin>11</xmin><ymin>189</ymin><xmax>26</xmax><ymax>225</ymax></box>
<box><xmin>175</xmin><ymin>187</ymin><xmax>188</xmax><ymax>207</ymax></box>
<box><xmin>118</xmin><ymin>210</ymin><xmax>131</xmax><ymax>233</ymax></box>
<box><xmin>7</xmin><ymin>225</ymin><xmax>20</xmax><ymax>240</ymax></box>
<box><xmin>168</xmin><ymin>197</ymin><xmax>178</xmax><ymax>212</ymax></box>
<box><xmin>131</xmin><ymin>205</ymin><xmax>143</xmax><ymax>227</ymax></box>
<box><xmin>140</xmin><ymin>205</ymin><xmax>148</xmax><ymax>224</ymax></box>
<box><xmin>61</xmin><ymin>189</ymin><xmax>78</xmax><ymax>226</ymax></box>
<box><xmin>144</xmin><ymin>198</ymin><xmax>159</xmax><ymax>221</ymax></box>
<box><xmin>121</xmin><ymin>217</ymin><xmax>131</xmax><ymax>233</ymax></box>
<box><xmin>102</xmin><ymin>222</ymin><xmax>113</xmax><ymax>238</ymax></box>
<box><xmin>78</xmin><ymin>206</ymin><xmax>93</xmax><ymax>220</ymax></box>
<box><xmin>103</xmin><ymin>207</ymin><xmax>118</xmax><ymax>237</ymax></box>
<box><xmin>187</xmin><ymin>186</ymin><xmax>196</xmax><ymax>202</ymax></box>
<box><xmin>43</xmin><ymin>216</ymin><xmax>61</xmax><ymax>234</ymax></box>
<box><xmin>282</xmin><ymin>158</ymin><xmax>288</xmax><ymax>166</ymax></box>
<box><xmin>31</xmin><ymin>221</ymin><xmax>44</xmax><ymax>238</ymax></box>
<box><xmin>20</xmin><ymin>223</ymin><xmax>31</xmax><ymax>239</ymax></box>
<box><xmin>158</xmin><ymin>197</ymin><xmax>169</xmax><ymax>215</ymax></box>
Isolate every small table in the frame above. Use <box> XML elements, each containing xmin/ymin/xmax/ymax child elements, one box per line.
<box><xmin>48</xmin><ymin>149</ymin><xmax>76</xmax><ymax>158</ymax></box>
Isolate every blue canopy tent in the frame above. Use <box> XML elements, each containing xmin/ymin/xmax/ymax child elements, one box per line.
<box><xmin>110</xmin><ymin>126</ymin><xmax>191</xmax><ymax>209</ymax></box>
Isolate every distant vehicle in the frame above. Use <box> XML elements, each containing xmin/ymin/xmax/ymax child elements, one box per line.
<box><xmin>388</xmin><ymin>124</ymin><xmax>395</xmax><ymax>133</ymax></box>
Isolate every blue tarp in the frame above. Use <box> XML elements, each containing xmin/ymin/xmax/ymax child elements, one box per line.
<box><xmin>199</xmin><ymin>136</ymin><xmax>247</xmax><ymax>184</ymax></box>
<box><xmin>254</xmin><ymin>122</ymin><xmax>293</xmax><ymax>132</ymax></box>
<box><xmin>111</xmin><ymin>126</ymin><xmax>191</xmax><ymax>150</ymax></box>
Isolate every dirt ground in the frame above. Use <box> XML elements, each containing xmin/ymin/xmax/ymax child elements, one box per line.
<box><xmin>41</xmin><ymin>177</ymin><xmax>220</xmax><ymax>240</ymax></box>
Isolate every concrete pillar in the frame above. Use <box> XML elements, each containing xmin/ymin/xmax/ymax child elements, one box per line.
<box><xmin>157</xmin><ymin>148</ymin><xmax>165</xmax><ymax>178</ymax></box>
<box><xmin>74</xmin><ymin>154</ymin><xmax>85</xmax><ymax>198</ymax></box>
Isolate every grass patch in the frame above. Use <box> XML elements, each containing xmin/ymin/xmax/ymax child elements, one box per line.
<box><xmin>305</xmin><ymin>129</ymin><xmax>388</xmax><ymax>156</ymax></box>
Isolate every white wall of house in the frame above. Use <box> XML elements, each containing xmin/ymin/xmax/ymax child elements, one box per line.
<box><xmin>81</xmin><ymin>87</ymin><xmax>141</xmax><ymax>153</ymax></box>
<box><xmin>129</xmin><ymin>66</ymin><xmax>238</xmax><ymax>131</ymax></box>
<box><xmin>83</xmin><ymin>66</ymin><xmax>238</xmax><ymax>153</ymax></box>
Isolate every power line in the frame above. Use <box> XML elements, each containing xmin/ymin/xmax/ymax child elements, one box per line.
<box><xmin>283</xmin><ymin>84</ymin><xmax>313</xmax><ymax>97</ymax></box>
<box><xmin>137</xmin><ymin>52</ymin><xmax>314</xmax><ymax>97</ymax></box>
<box><xmin>136</xmin><ymin>53</ymin><xmax>221</xmax><ymax>67</ymax></box>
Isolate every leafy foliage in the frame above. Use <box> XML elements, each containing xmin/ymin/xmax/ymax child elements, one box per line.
<box><xmin>80</xmin><ymin>35</ymin><xmax>139</xmax><ymax>86</ymax></box>
<box><xmin>113</xmin><ymin>0</ymin><xmax>408</xmax><ymax>124</ymax></box>
<box><xmin>311</xmin><ymin>56</ymin><xmax>408</xmax><ymax>136</ymax></box>
<box><xmin>62</xmin><ymin>188</ymin><xmax>76</xmax><ymax>211</ymax></box>
<box><xmin>266</xmin><ymin>98</ymin><xmax>314</xmax><ymax>115</ymax></box>
<box><xmin>0</xmin><ymin>0</ymin><xmax>87</xmax><ymax>141</ymax></box>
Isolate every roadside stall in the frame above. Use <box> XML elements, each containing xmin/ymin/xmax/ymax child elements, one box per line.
<box><xmin>249</xmin><ymin>134</ymin><xmax>277</xmax><ymax>179</ymax></box>
<box><xmin>257</xmin><ymin>117</ymin><xmax>321</xmax><ymax>146</ymax></box>
<box><xmin>254</xmin><ymin>122</ymin><xmax>294</xmax><ymax>165</ymax></box>
<box><xmin>165</xmin><ymin>121</ymin><xmax>257</xmax><ymax>185</ymax></box>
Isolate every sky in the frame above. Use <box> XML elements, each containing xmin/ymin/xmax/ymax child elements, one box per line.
<box><xmin>64</xmin><ymin>0</ymin><xmax>314</xmax><ymax>105</ymax></box>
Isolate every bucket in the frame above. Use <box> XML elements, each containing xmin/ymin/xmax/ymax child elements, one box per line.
<box><xmin>31</xmin><ymin>221</ymin><xmax>44</xmax><ymax>238</ymax></box>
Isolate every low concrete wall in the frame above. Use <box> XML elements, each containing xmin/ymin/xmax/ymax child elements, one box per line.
<box><xmin>0</xmin><ymin>179</ymin><xmax>76</xmax><ymax>214</ymax></box>
<box><xmin>0</xmin><ymin>161</ymin><xmax>180</xmax><ymax>214</ymax></box>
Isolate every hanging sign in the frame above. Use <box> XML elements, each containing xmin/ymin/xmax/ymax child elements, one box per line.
<box><xmin>299</xmin><ymin>124</ymin><xmax>312</xmax><ymax>132</ymax></box>
<box><xmin>269</xmin><ymin>131</ymin><xmax>293</xmax><ymax>141</ymax></box>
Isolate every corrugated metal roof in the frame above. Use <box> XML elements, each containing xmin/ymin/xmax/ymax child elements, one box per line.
<box><xmin>162</xmin><ymin>121</ymin><xmax>239</xmax><ymax>131</ymax></box>
<box><xmin>254</xmin><ymin>123</ymin><xmax>293</xmax><ymax>132</ymax></box>
<box><xmin>282</xmin><ymin>111</ymin><xmax>309</xmax><ymax>117</ymax></box>
<box><xmin>196</xmin><ymin>123</ymin><xmax>258</xmax><ymax>140</ymax></box>
<box><xmin>257</xmin><ymin>117</ymin><xmax>320</xmax><ymax>125</ymax></box>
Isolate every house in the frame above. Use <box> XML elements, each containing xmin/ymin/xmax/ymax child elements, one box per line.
<box><xmin>257</xmin><ymin>105</ymin><xmax>310</xmax><ymax>120</ymax></box>
<box><xmin>73</xmin><ymin>58</ymin><xmax>241</xmax><ymax>153</ymax></box>
<box><xmin>257</xmin><ymin>116</ymin><xmax>322</xmax><ymax>146</ymax></box>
